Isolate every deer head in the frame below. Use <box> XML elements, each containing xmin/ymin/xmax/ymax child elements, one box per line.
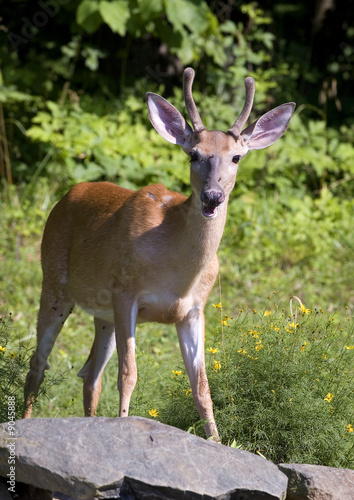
<box><xmin>147</xmin><ymin>68</ymin><xmax>295</xmax><ymax>219</ymax></box>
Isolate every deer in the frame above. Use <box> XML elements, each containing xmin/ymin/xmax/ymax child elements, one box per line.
<box><xmin>23</xmin><ymin>68</ymin><xmax>295</xmax><ymax>441</ymax></box>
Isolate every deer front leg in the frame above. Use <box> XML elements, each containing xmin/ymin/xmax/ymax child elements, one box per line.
<box><xmin>113</xmin><ymin>298</ymin><xmax>138</xmax><ymax>417</ymax></box>
<box><xmin>176</xmin><ymin>307</ymin><xmax>220</xmax><ymax>442</ymax></box>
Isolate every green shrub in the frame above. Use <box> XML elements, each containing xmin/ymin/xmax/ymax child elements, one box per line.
<box><xmin>161</xmin><ymin>300</ymin><xmax>354</xmax><ymax>467</ymax></box>
<box><xmin>0</xmin><ymin>313</ymin><xmax>68</xmax><ymax>423</ymax></box>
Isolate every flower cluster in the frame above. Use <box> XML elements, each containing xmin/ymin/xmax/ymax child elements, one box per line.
<box><xmin>214</xmin><ymin>360</ymin><xmax>221</xmax><ymax>372</ymax></box>
<box><xmin>324</xmin><ymin>392</ymin><xmax>334</xmax><ymax>403</ymax></box>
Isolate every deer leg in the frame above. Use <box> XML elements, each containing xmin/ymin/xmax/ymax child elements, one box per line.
<box><xmin>23</xmin><ymin>286</ymin><xmax>74</xmax><ymax>418</ymax></box>
<box><xmin>113</xmin><ymin>298</ymin><xmax>138</xmax><ymax>417</ymax></box>
<box><xmin>176</xmin><ymin>307</ymin><xmax>220</xmax><ymax>441</ymax></box>
<box><xmin>77</xmin><ymin>317</ymin><xmax>116</xmax><ymax>416</ymax></box>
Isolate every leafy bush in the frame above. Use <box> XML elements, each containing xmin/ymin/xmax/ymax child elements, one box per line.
<box><xmin>161</xmin><ymin>301</ymin><xmax>354</xmax><ymax>467</ymax></box>
<box><xmin>0</xmin><ymin>313</ymin><xmax>67</xmax><ymax>423</ymax></box>
<box><xmin>0</xmin><ymin>314</ymin><xmax>27</xmax><ymax>422</ymax></box>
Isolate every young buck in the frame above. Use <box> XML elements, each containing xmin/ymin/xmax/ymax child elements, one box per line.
<box><xmin>23</xmin><ymin>68</ymin><xmax>295</xmax><ymax>440</ymax></box>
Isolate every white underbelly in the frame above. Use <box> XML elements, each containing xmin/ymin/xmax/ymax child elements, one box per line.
<box><xmin>76</xmin><ymin>290</ymin><xmax>195</xmax><ymax>326</ymax></box>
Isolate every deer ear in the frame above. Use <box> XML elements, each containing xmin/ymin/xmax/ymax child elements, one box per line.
<box><xmin>241</xmin><ymin>103</ymin><xmax>295</xmax><ymax>150</ymax></box>
<box><xmin>146</xmin><ymin>92</ymin><xmax>193</xmax><ymax>146</ymax></box>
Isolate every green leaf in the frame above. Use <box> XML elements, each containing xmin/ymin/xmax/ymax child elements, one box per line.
<box><xmin>99</xmin><ymin>0</ymin><xmax>130</xmax><ymax>36</ymax></box>
<box><xmin>76</xmin><ymin>0</ymin><xmax>103</xmax><ymax>34</ymax></box>
<box><xmin>165</xmin><ymin>0</ymin><xmax>210</xmax><ymax>35</ymax></box>
<box><xmin>73</xmin><ymin>162</ymin><xmax>105</xmax><ymax>182</ymax></box>
<box><xmin>137</xmin><ymin>0</ymin><xmax>163</xmax><ymax>21</ymax></box>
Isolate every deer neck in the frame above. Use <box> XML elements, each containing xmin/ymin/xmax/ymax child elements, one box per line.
<box><xmin>171</xmin><ymin>191</ymin><xmax>228</xmax><ymax>272</ymax></box>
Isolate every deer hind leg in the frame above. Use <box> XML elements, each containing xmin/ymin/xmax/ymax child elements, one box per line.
<box><xmin>113</xmin><ymin>298</ymin><xmax>138</xmax><ymax>417</ymax></box>
<box><xmin>77</xmin><ymin>317</ymin><xmax>116</xmax><ymax>416</ymax></box>
<box><xmin>176</xmin><ymin>307</ymin><xmax>220</xmax><ymax>442</ymax></box>
<box><xmin>23</xmin><ymin>285</ymin><xmax>74</xmax><ymax>418</ymax></box>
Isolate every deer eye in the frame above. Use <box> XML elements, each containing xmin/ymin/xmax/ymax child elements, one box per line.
<box><xmin>189</xmin><ymin>151</ymin><xmax>198</xmax><ymax>162</ymax></box>
<box><xmin>232</xmin><ymin>155</ymin><xmax>241</xmax><ymax>164</ymax></box>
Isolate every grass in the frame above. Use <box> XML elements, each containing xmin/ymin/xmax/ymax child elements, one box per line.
<box><xmin>0</xmin><ymin>179</ymin><xmax>353</xmax><ymax>468</ymax></box>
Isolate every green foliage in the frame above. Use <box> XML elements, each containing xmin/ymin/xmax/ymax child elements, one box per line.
<box><xmin>77</xmin><ymin>0</ymin><xmax>130</xmax><ymax>36</ymax></box>
<box><xmin>24</xmin><ymin>93</ymin><xmax>189</xmax><ymax>189</ymax></box>
<box><xmin>162</xmin><ymin>302</ymin><xmax>354</xmax><ymax>467</ymax></box>
<box><xmin>220</xmin><ymin>188</ymin><xmax>354</xmax><ymax>312</ymax></box>
<box><xmin>0</xmin><ymin>314</ymin><xmax>27</xmax><ymax>422</ymax></box>
<box><xmin>2</xmin><ymin>0</ymin><xmax>353</xmax><ymax>186</ymax></box>
<box><xmin>0</xmin><ymin>313</ymin><xmax>67</xmax><ymax>423</ymax></box>
<box><xmin>75</xmin><ymin>0</ymin><xmax>219</xmax><ymax>64</ymax></box>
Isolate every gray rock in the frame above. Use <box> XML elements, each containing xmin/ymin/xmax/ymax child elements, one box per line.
<box><xmin>0</xmin><ymin>475</ymin><xmax>52</xmax><ymax>500</ymax></box>
<box><xmin>0</xmin><ymin>416</ymin><xmax>288</xmax><ymax>500</ymax></box>
<box><xmin>0</xmin><ymin>477</ymin><xmax>13</xmax><ymax>500</ymax></box>
<box><xmin>278</xmin><ymin>463</ymin><xmax>354</xmax><ymax>500</ymax></box>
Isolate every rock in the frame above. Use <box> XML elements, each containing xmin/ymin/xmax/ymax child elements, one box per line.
<box><xmin>0</xmin><ymin>416</ymin><xmax>288</xmax><ymax>500</ymax></box>
<box><xmin>53</xmin><ymin>493</ymin><xmax>76</xmax><ymax>500</ymax></box>
<box><xmin>0</xmin><ymin>475</ymin><xmax>52</xmax><ymax>500</ymax></box>
<box><xmin>0</xmin><ymin>477</ymin><xmax>13</xmax><ymax>500</ymax></box>
<box><xmin>278</xmin><ymin>463</ymin><xmax>354</xmax><ymax>500</ymax></box>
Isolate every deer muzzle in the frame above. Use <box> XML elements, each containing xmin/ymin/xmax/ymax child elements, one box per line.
<box><xmin>200</xmin><ymin>156</ymin><xmax>225</xmax><ymax>219</ymax></box>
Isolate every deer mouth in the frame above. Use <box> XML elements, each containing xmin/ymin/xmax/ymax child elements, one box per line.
<box><xmin>202</xmin><ymin>203</ymin><xmax>219</xmax><ymax>219</ymax></box>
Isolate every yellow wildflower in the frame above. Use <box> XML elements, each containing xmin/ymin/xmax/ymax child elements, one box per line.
<box><xmin>264</xmin><ymin>310</ymin><xmax>272</xmax><ymax>316</ymax></box>
<box><xmin>345</xmin><ymin>345</ymin><xmax>354</xmax><ymax>350</ymax></box>
<box><xmin>212</xmin><ymin>303</ymin><xmax>222</xmax><ymax>309</ymax></box>
<box><xmin>298</xmin><ymin>304</ymin><xmax>311</xmax><ymax>314</ymax></box>
<box><xmin>0</xmin><ymin>346</ymin><xmax>5</xmax><ymax>352</ymax></box>
<box><xmin>172</xmin><ymin>370</ymin><xmax>182</xmax><ymax>376</ymax></box>
<box><xmin>346</xmin><ymin>424</ymin><xmax>353</xmax><ymax>433</ymax></box>
<box><xmin>324</xmin><ymin>393</ymin><xmax>334</xmax><ymax>403</ymax></box>
<box><xmin>237</xmin><ymin>348</ymin><xmax>247</xmax><ymax>355</ymax></box>
<box><xmin>288</xmin><ymin>322</ymin><xmax>299</xmax><ymax>329</ymax></box>
<box><xmin>222</xmin><ymin>319</ymin><xmax>228</xmax><ymax>326</ymax></box>
<box><xmin>207</xmin><ymin>347</ymin><xmax>219</xmax><ymax>354</ymax></box>
<box><xmin>148</xmin><ymin>409</ymin><xmax>159</xmax><ymax>418</ymax></box>
<box><xmin>252</xmin><ymin>309</ymin><xmax>257</xmax><ymax>314</ymax></box>
<box><xmin>214</xmin><ymin>360</ymin><xmax>221</xmax><ymax>372</ymax></box>
<box><xmin>255</xmin><ymin>343</ymin><xmax>264</xmax><ymax>351</ymax></box>
<box><xmin>183</xmin><ymin>388</ymin><xmax>192</xmax><ymax>397</ymax></box>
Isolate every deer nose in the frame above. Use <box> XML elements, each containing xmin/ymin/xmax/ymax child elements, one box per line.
<box><xmin>201</xmin><ymin>188</ymin><xmax>225</xmax><ymax>207</ymax></box>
